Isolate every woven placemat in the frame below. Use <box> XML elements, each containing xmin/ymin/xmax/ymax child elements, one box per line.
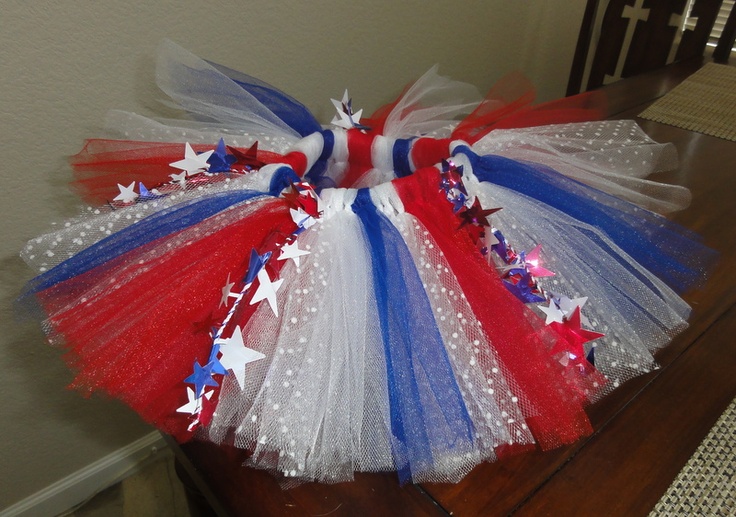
<box><xmin>639</xmin><ymin>63</ymin><xmax>736</xmax><ymax>141</ymax></box>
<box><xmin>649</xmin><ymin>397</ymin><xmax>736</xmax><ymax>516</ymax></box>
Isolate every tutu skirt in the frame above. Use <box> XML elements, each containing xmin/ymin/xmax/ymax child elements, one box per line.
<box><xmin>19</xmin><ymin>41</ymin><xmax>715</xmax><ymax>484</ymax></box>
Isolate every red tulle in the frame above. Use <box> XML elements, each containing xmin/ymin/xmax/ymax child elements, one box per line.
<box><xmin>336</xmin><ymin>130</ymin><xmax>378</xmax><ymax>188</ymax></box>
<box><xmin>37</xmin><ymin>197</ymin><xmax>296</xmax><ymax>440</ymax></box>
<box><xmin>395</xmin><ymin>167</ymin><xmax>602</xmax><ymax>449</ymax></box>
<box><xmin>411</xmin><ymin>137</ymin><xmax>452</xmax><ymax>169</ymax></box>
<box><xmin>453</xmin><ymin>73</ymin><xmax>606</xmax><ymax>143</ymax></box>
<box><xmin>71</xmin><ymin>140</ymin><xmax>284</xmax><ymax>205</ymax></box>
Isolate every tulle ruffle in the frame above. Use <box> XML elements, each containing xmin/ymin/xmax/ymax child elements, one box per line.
<box><xmin>20</xmin><ymin>40</ymin><xmax>715</xmax><ymax>485</ymax></box>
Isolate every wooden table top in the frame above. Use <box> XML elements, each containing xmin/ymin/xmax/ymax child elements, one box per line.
<box><xmin>169</xmin><ymin>57</ymin><xmax>736</xmax><ymax>517</ymax></box>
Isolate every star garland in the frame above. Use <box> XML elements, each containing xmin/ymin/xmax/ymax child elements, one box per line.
<box><xmin>439</xmin><ymin>159</ymin><xmax>605</xmax><ymax>369</ymax></box>
<box><xmin>109</xmin><ymin>139</ymin><xmax>263</xmax><ymax>208</ymax></box>
<box><xmin>178</xmin><ymin>180</ymin><xmax>321</xmax><ymax>430</ymax></box>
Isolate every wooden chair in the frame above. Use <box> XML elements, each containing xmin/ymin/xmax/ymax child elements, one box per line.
<box><xmin>567</xmin><ymin>0</ymin><xmax>736</xmax><ymax>95</ymax></box>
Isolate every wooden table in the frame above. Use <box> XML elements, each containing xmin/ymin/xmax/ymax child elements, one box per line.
<box><xmin>169</xmin><ymin>57</ymin><xmax>736</xmax><ymax>517</ymax></box>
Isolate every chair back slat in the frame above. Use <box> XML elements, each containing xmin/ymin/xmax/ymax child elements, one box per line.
<box><xmin>568</xmin><ymin>0</ymin><xmax>733</xmax><ymax>94</ymax></box>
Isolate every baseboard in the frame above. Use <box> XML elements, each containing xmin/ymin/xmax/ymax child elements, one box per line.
<box><xmin>0</xmin><ymin>431</ymin><xmax>167</xmax><ymax>517</ymax></box>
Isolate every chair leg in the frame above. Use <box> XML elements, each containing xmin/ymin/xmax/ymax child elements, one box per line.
<box><xmin>174</xmin><ymin>458</ymin><xmax>220</xmax><ymax>517</ymax></box>
<box><xmin>713</xmin><ymin>4</ymin><xmax>736</xmax><ymax>62</ymax></box>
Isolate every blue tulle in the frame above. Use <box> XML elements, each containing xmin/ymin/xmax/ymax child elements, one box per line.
<box><xmin>209</xmin><ymin>62</ymin><xmax>322</xmax><ymax>138</ymax></box>
<box><xmin>351</xmin><ymin>189</ymin><xmax>474</xmax><ymax>482</ymax></box>
<box><xmin>268</xmin><ymin>166</ymin><xmax>302</xmax><ymax>196</ymax></box>
<box><xmin>455</xmin><ymin>145</ymin><xmax>715</xmax><ymax>293</ymax></box>
<box><xmin>23</xmin><ymin>190</ymin><xmax>268</xmax><ymax>296</ymax></box>
<box><xmin>393</xmin><ymin>138</ymin><xmax>415</xmax><ymax>177</ymax></box>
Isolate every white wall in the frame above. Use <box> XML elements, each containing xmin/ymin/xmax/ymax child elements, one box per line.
<box><xmin>0</xmin><ymin>0</ymin><xmax>585</xmax><ymax>511</ymax></box>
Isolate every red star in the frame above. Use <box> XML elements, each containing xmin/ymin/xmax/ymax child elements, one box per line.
<box><xmin>549</xmin><ymin>307</ymin><xmax>604</xmax><ymax>362</ymax></box>
<box><xmin>282</xmin><ymin>182</ymin><xmax>320</xmax><ymax>217</ymax></box>
<box><xmin>228</xmin><ymin>142</ymin><xmax>266</xmax><ymax>170</ymax></box>
<box><xmin>458</xmin><ymin>198</ymin><xmax>501</xmax><ymax>229</ymax></box>
<box><xmin>192</xmin><ymin>312</ymin><xmax>221</xmax><ymax>335</ymax></box>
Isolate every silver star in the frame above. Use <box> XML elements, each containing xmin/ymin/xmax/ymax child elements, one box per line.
<box><xmin>249</xmin><ymin>268</ymin><xmax>283</xmax><ymax>316</ymax></box>
<box><xmin>278</xmin><ymin>241</ymin><xmax>311</xmax><ymax>267</ymax></box>
<box><xmin>216</xmin><ymin>325</ymin><xmax>266</xmax><ymax>389</ymax></box>
<box><xmin>169</xmin><ymin>142</ymin><xmax>213</xmax><ymax>176</ymax></box>
<box><xmin>113</xmin><ymin>182</ymin><xmax>138</xmax><ymax>203</ymax></box>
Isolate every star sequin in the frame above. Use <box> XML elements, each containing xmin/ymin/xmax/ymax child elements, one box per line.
<box><xmin>207</xmin><ymin>343</ymin><xmax>228</xmax><ymax>376</ymax></box>
<box><xmin>244</xmin><ymin>249</ymin><xmax>271</xmax><ymax>285</ymax></box>
<box><xmin>538</xmin><ymin>299</ymin><xmax>565</xmax><ymax>324</ymax></box>
<box><xmin>137</xmin><ymin>182</ymin><xmax>161</xmax><ymax>200</ymax></box>
<box><xmin>331</xmin><ymin>90</ymin><xmax>370</xmax><ymax>130</ymax></box>
<box><xmin>249</xmin><ymin>268</ymin><xmax>283</xmax><ymax>316</ymax></box>
<box><xmin>503</xmin><ymin>272</ymin><xmax>546</xmax><ymax>303</ymax></box>
<box><xmin>278</xmin><ymin>240</ymin><xmax>310</xmax><ymax>267</ymax></box>
<box><xmin>458</xmin><ymin>198</ymin><xmax>501</xmax><ymax>229</ymax></box>
<box><xmin>113</xmin><ymin>182</ymin><xmax>138</xmax><ymax>203</ymax></box>
<box><xmin>220</xmin><ymin>273</ymin><xmax>237</xmax><ymax>307</ymax></box>
<box><xmin>228</xmin><ymin>142</ymin><xmax>266</xmax><ymax>171</ymax></box>
<box><xmin>192</xmin><ymin>312</ymin><xmax>220</xmax><ymax>335</ymax></box>
<box><xmin>176</xmin><ymin>387</ymin><xmax>214</xmax><ymax>415</ymax></box>
<box><xmin>290</xmin><ymin>207</ymin><xmax>317</xmax><ymax>230</ymax></box>
<box><xmin>549</xmin><ymin>307</ymin><xmax>605</xmax><ymax>362</ymax></box>
<box><xmin>216</xmin><ymin>325</ymin><xmax>266</xmax><ymax>389</ymax></box>
<box><xmin>557</xmin><ymin>295</ymin><xmax>591</xmax><ymax>327</ymax></box>
<box><xmin>184</xmin><ymin>360</ymin><xmax>219</xmax><ymax>397</ymax></box>
<box><xmin>169</xmin><ymin>142</ymin><xmax>213</xmax><ymax>176</ymax></box>
<box><xmin>169</xmin><ymin>171</ymin><xmax>187</xmax><ymax>187</ymax></box>
<box><xmin>440</xmin><ymin>160</ymin><xmax>467</xmax><ymax>194</ymax></box>
<box><xmin>283</xmin><ymin>182</ymin><xmax>321</xmax><ymax>217</ymax></box>
<box><xmin>207</xmin><ymin>138</ymin><xmax>236</xmax><ymax>173</ymax></box>
<box><xmin>523</xmin><ymin>245</ymin><xmax>555</xmax><ymax>277</ymax></box>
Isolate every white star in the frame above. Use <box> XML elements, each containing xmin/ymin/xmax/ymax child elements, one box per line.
<box><xmin>176</xmin><ymin>387</ymin><xmax>213</xmax><ymax>415</ymax></box>
<box><xmin>558</xmin><ymin>295</ymin><xmax>588</xmax><ymax>315</ymax></box>
<box><xmin>169</xmin><ymin>171</ymin><xmax>187</xmax><ymax>187</ymax></box>
<box><xmin>330</xmin><ymin>90</ymin><xmax>364</xmax><ymax>130</ymax></box>
<box><xmin>538</xmin><ymin>300</ymin><xmax>565</xmax><ymax>325</ymax></box>
<box><xmin>220</xmin><ymin>273</ymin><xmax>237</xmax><ymax>307</ymax></box>
<box><xmin>557</xmin><ymin>295</ymin><xmax>591</xmax><ymax>326</ymax></box>
<box><xmin>289</xmin><ymin>208</ymin><xmax>316</xmax><ymax>229</ymax></box>
<box><xmin>249</xmin><ymin>268</ymin><xmax>283</xmax><ymax>316</ymax></box>
<box><xmin>216</xmin><ymin>325</ymin><xmax>266</xmax><ymax>389</ymax></box>
<box><xmin>113</xmin><ymin>182</ymin><xmax>138</xmax><ymax>203</ymax></box>
<box><xmin>169</xmin><ymin>142</ymin><xmax>213</xmax><ymax>176</ymax></box>
<box><xmin>278</xmin><ymin>241</ymin><xmax>310</xmax><ymax>267</ymax></box>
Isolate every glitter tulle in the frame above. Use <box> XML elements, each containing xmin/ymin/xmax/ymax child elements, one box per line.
<box><xmin>20</xmin><ymin>40</ymin><xmax>714</xmax><ymax>485</ymax></box>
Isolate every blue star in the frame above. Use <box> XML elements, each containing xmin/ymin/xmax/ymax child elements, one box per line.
<box><xmin>207</xmin><ymin>138</ymin><xmax>237</xmax><ymax>173</ymax></box>
<box><xmin>207</xmin><ymin>344</ymin><xmax>228</xmax><ymax>376</ymax></box>
<box><xmin>184</xmin><ymin>360</ymin><xmax>219</xmax><ymax>397</ymax></box>
<box><xmin>244</xmin><ymin>248</ymin><xmax>272</xmax><ymax>285</ymax></box>
<box><xmin>137</xmin><ymin>182</ymin><xmax>162</xmax><ymax>200</ymax></box>
<box><xmin>503</xmin><ymin>273</ymin><xmax>546</xmax><ymax>304</ymax></box>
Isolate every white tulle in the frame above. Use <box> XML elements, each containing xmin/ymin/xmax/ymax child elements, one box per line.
<box><xmin>207</xmin><ymin>189</ymin><xmax>396</xmax><ymax>483</ymax></box>
<box><xmin>156</xmin><ymin>40</ymin><xmax>303</xmax><ymax>140</ymax></box>
<box><xmin>21</xmin><ymin>171</ymin><xmax>275</xmax><ymax>273</ymax></box>
<box><xmin>453</xmin><ymin>152</ymin><xmax>691</xmax><ymax>394</ymax></box>
<box><xmin>381</xmin><ymin>65</ymin><xmax>482</xmax><ymax>138</ymax></box>
<box><xmin>374</xmin><ymin>193</ymin><xmax>536</xmax><ymax>453</ymax></box>
<box><xmin>471</xmin><ymin>120</ymin><xmax>691</xmax><ymax>214</ymax></box>
<box><xmin>103</xmin><ymin>110</ymin><xmax>297</xmax><ymax>155</ymax></box>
